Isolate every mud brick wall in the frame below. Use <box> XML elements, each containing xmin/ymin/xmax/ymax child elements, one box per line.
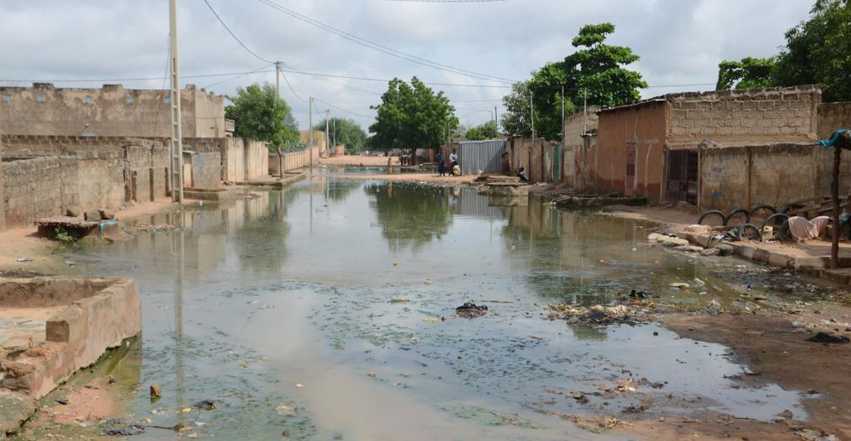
<box><xmin>223</xmin><ymin>137</ymin><xmax>245</xmax><ymax>183</ymax></box>
<box><xmin>818</xmin><ymin>102</ymin><xmax>851</xmax><ymax>140</ymax></box>
<box><xmin>2</xmin><ymin>156</ymin><xmax>80</xmax><ymax>225</ymax></box>
<box><xmin>76</xmin><ymin>148</ymin><xmax>124</xmax><ymax>211</ymax></box>
<box><xmin>125</xmin><ymin>143</ymin><xmax>170</xmax><ymax>202</ymax></box>
<box><xmin>669</xmin><ymin>86</ymin><xmax>820</xmax><ymax>144</ymax></box>
<box><xmin>699</xmin><ymin>143</ymin><xmax>823</xmax><ymax>212</ymax></box>
<box><xmin>0</xmin><ymin>136</ymin><xmax>171</xmax><ymax>228</ymax></box>
<box><xmin>0</xmin><ymin>149</ymin><xmax>4</xmax><ymax>230</ymax></box>
<box><xmin>189</xmin><ymin>152</ymin><xmax>221</xmax><ymax>190</ymax></box>
<box><xmin>244</xmin><ymin>139</ymin><xmax>269</xmax><ymax>181</ymax></box>
<box><xmin>0</xmin><ymin>83</ymin><xmax>224</xmax><ymax>138</ymax></box>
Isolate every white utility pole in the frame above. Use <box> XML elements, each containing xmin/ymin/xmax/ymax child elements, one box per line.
<box><xmin>583</xmin><ymin>88</ymin><xmax>588</xmax><ymax>133</ymax></box>
<box><xmin>494</xmin><ymin>105</ymin><xmax>498</xmax><ymax>135</ymax></box>
<box><xmin>325</xmin><ymin>109</ymin><xmax>330</xmax><ymax>154</ymax></box>
<box><xmin>561</xmin><ymin>85</ymin><xmax>565</xmax><ymax>140</ymax></box>
<box><xmin>274</xmin><ymin>61</ymin><xmax>282</xmax><ymax>98</ymax></box>
<box><xmin>530</xmin><ymin>90</ymin><xmax>535</xmax><ymax>140</ymax></box>
<box><xmin>308</xmin><ymin>97</ymin><xmax>313</xmax><ymax>169</ymax></box>
<box><xmin>169</xmin><ymin>0</ymin><xmax>184</xmax><ymax>203</ymax></box>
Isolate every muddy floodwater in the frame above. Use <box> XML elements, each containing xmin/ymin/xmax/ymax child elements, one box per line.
<box><xmin>44</xmin><ymin>173</ymin><xmax>815</xmax><ymax>440</ymax></box>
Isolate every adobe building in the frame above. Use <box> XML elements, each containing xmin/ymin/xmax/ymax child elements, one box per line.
<box><xmin>565</xmin><ymin>85</ymin><xmax>851</xmax><ymax>210</ymax></box>
<box><xmin>0</xmin><ymin>82</ymin><xmax>226</xmax><ymax>138</ymax></box>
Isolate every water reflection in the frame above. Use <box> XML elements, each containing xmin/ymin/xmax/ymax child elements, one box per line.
<box><xmin>364</xmin><ymin>182</ymin><xmax>453</xmax><ymax>251</ymax></box>
<box><xmin>53</xmin><ymin>176</ymin><xmax>809</xmax><ymax>439</ymax></box>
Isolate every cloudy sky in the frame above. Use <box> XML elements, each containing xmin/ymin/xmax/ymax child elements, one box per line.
<box><xmin>0</xmin><ymin>0</ymin><xmax>814</xmax><ymax>130</ymax></box>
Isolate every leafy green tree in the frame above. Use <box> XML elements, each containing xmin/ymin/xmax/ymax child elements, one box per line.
<box><xmin>225</xmin><ymin>83</ymin><xmax>300</xmax><ymax>151</ymax></box>
<box><xmin>313</xmin><ymin>117</ymin><xmax>368</xmax><ymax>153</ymax></box>
<box><xmin>774</xmin><ymin>0</ymin><xmax>851</xmax><ymax>102</ymax></box>
<box><xmin>501</xmin><ymin>23</ymin><xmax>645</xmax><ymax>140</ymax></box>
<box><xmin>501</xmin><ymin>81</ymin><xmax>533</xmax><ymax>137</ymax></box>
<box><xmin>369</xmin><ymin>77</ymin><xmax>459</xmax><ymax>153</ymax></box>
<box><xmin>465</xmin><ymin>120</ymin><xmax>499</xmax><ymax>140</ymax></box>
<box><xmin>716</xmin><ymin>57</ymin><xmax>778</xmax><ymax>90</ymax></box>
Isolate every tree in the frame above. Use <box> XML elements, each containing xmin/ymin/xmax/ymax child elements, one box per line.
<box><xmin>502</xmin><ymin>81</ymin><xmax>533</xmax><ymax>137</ymax></box>
<box><xmin>716</xmin><ymin>57</ymin><xmax>778</xmax><ymax>90</ymax></box>
<box><xmin>369</xmin><ymin>77</ymin><xmax>459</xmax><ymax>153</ymax></box>
<box><xmin>225</xmin><ymin>83</ymin><xmax>300</xmax><ymax>151</ymax></box>
<box><xmin>774</xmin><ymin>0</ymin><xmax>851</xmax><ymax>102</ymax></box>
<box><xmin>465</xmin><ymin>120</ymin><xmax>498</xmax><ymax>141</ymax></box>
<box><xmin>313</xmin><ymin>118</ymin><xmax>368</xmax><ymax>153</ymax></box>
<box><xmin>501</xmin><ymin>23</ymin><xmax>645</xmax><ymax>140</ymax></box>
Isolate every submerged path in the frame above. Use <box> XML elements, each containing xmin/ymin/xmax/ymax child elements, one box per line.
<box><xmin>14</xmin><ymin>171</ymin><xmax>850</xmax><ymax>440</ymax></box>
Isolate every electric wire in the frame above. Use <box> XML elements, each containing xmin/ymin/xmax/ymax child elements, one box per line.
<box><xmin>201</xmin><ymin>0</ymin><xmax>275</xmax><ymax>64</ymax></box>
<box><xmin>254</xmin><ymin>0</ymin><xmax>515</xmax><ymax>84</ymax></box>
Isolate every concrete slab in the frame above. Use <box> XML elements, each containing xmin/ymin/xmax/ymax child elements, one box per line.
<box><xmin>0</xmin><ymin>277</ymin><xmax>141</xmax><ymax>434</ymax></box>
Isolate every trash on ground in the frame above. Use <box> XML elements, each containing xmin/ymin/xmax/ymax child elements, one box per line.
<box><xmin>547</xmin><ymin>303</ymin><xmax>652</xmax><ymax>326</ymax></box>
<box><xmin>456</xmin><ymin>302</ymin><xmax>489</xmax><ymax>318</ymax></box>
<box><xmin>101</xmin><ymin>419</ymin><xmax>146</xmax><ymax>437</ymax></box>
<box><xmin>806</xmin><ymin>332</ymin><xmax>850</xmax><ymax>344</ymax></box>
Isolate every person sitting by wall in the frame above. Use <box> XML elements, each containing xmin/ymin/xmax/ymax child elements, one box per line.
<box><xmin>517</xmin><ymin>166</ymin><xmax>529</xmax><ymax>183</ymax></box>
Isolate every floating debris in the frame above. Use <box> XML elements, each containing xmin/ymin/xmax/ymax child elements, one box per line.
<box><xmin>456</xmin><ymin>302</ymin><xmax>488</xmax><ymax>319</ymax></box>
<box><xmin>547</xmin><ymin>303</ymin><xmax>653</xmax><ymax>326</ymax></box>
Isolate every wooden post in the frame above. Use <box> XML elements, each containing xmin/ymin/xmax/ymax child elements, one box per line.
<box><xmin>832</xmin><ymin>145</ymin><xmax>841</xmax><ymax>269</ymax></box>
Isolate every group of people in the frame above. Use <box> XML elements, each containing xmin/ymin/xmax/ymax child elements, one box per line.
<box><xmin>436</xmin><ymin>150</ymin><xmax>459</xmax><ymax>177</ymax></box>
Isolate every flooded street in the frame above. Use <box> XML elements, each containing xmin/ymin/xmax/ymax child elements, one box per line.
<box><xmin>38</xmin><ymin>173</ymin><xmax>820</xmax><ymax>440</ymax></box>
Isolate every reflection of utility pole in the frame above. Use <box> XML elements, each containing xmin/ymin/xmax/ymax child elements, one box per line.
<box><xmin>169</xmin><ymin>0</ymin><xmax>184</xmax><ymax>203</ymax></box>
<box><xmin>173</xmin><ymin>209</ymin><xmax>186</xmax><ymax>423</ymax></box>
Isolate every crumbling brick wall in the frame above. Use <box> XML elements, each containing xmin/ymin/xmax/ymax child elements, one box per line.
<box><xmin>0</xmin><ymin>147</ymin><xmax>4</xmax><ymax>231</ymax></box>
<box><xmin>0</xmin><ymin>136</ymin><xmax>170</xmax><ymax>227</ymax></box>
<box><xmin>818</xmin><ymin>102</ymin><xmax>851</xmax><ymax>140</ymax></box>
<box><xmin>669</xmin><ymin>86</ymin><xmax>820</xmax><ymax>145</ymax></box>
<box><xmin>699</xmin><ymin>143</ymin><xmax>824</xmax><ymax>212</ymax></box>
<box><xmin>2</xmin><ymin>156</ymin><xmax>80</xmax><ymax>225</ymax></box>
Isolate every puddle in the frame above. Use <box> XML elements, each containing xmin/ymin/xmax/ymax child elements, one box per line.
<box><xmin>33</xmin><ymin>173</ymin><xmax>814</xmax><ymax>439</ymax></box>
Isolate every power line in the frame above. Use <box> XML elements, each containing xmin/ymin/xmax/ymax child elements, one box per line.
<box><xmin>0</xmin><ymin>69</ymin><xmax>276</xmax><ymax>84</ymax></box>
<box><xmin>387</xmin><ymin>0</ymin><xmax>505</xmax><ymax>2</ymax></box>
<box><xmin>313</xmin><ymin>96</ymin><xmax>373</xmax><ymax>119</ymax></box>
<box><xmin>279</xmin><ymin>69</ymin><xmax>307</xmax><ymax>102</ymax></box>
<box><xmin>254</xmin><ymin>0</ymin><xmax>515</xmax><ymax>84</ymax></box>
<box><xmin>280</xmin><ymin>67</ymin><xmax>512</xmax><ymax>89</ymax></box>
<box><xmin>204</xmin><ymin>63</ymin><xmax>272</xmax><ymax>89</ymax></box>
<box><xmin>201</xmin><ymin>0</ymin><xmax>275</xmax><ymax>64</ymax></box>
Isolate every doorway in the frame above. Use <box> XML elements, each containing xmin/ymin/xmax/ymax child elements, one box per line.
<box><xmin>666</xmin><ymin>150</ymin><xmax>698</xmax><ymax>204</ymax></box>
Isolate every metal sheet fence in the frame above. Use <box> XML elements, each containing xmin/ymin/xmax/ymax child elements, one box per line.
<box><xmin>458</xmin><ymin>139</ymin><xmax>506</xmax><ymax>175</ymax></box>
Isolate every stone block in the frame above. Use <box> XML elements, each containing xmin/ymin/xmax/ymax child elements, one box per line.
<box><xmin>84</xmin><ymin>210</ymin><xmax>101</xmax><ymax>221</ymax></box>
